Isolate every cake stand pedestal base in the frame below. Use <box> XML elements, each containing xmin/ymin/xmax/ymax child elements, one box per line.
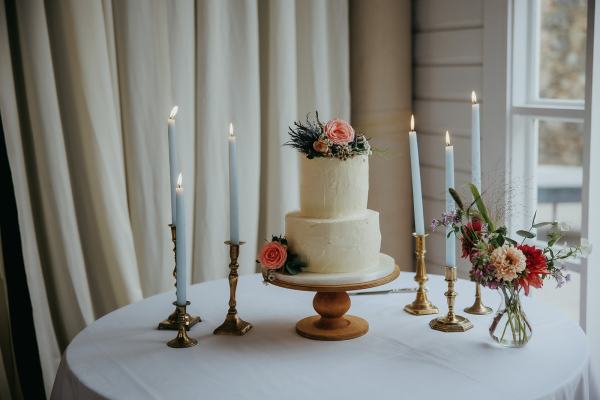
<box><xmin>268</xmin><ymin>260</ymin><xmax>399</xmax><ymax>341</ymax></box>
<box><xmin>296</xmin><ymin>292</ymin><xmax>369</xmax><ymax>341</ymax></box>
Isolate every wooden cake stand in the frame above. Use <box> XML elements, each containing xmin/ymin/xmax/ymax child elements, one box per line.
<box><xmin>269</xmin><ymin>264</ymin><xmax>400</xmax><ymax>341</ymax></box>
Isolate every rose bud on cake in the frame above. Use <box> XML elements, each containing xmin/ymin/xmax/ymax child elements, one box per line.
<box><xmin>258</xmin><ymin>241</ymin><xmax>288</xmax><ymax>270</ymax></box>
<box><xmin>324</xmin><ymin>118</ymin><xmax>355</xmax><ymax>144</ymax></box>
<box><xmin>313</xmin><ymin>139</ymin><xmax>330</xmax><ymax>154</ymax></box>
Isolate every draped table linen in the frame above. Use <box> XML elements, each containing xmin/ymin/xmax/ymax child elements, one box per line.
<box><xmin>51</xmin><ymin>272</ymin><xmax>595</xmax><ymax>400</ymax></box>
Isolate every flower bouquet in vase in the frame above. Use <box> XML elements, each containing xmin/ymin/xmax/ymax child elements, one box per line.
<box><xmin>432</xmin><ymin>184</ymin><xmax>589</xmax><ymax>348</ymax></box>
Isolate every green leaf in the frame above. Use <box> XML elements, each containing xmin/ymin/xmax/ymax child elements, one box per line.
<box><xmin>505</xmin><ymin>237</ymin><xmax>518</xmax><ymax>245</ymax></box>
<box><xmin>516</xmin><ymin>230</ymin><xmax>536</xmax><ymax>239</ymax></box>
<box><xmin>469</xmin><ymin>184</ymin><xmax>494</xmax><ymax>231</ymax></box>
<box><xmin>449</xmin><ymin>188</ymin><xmax>465</xmax><ymax>211</ymax></box>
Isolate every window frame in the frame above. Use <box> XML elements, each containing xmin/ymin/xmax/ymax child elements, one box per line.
<box><xmin>510</xmin><ymin>0</ymin><xmax>586</xmax><ymax>271</ymax></box>
<box><xmin>483</xmin><ymin>0</ymin><xmax>594</xmax><ymax>331</ymax></box>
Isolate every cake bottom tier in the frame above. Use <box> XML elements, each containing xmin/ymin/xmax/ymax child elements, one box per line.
<box><xmin>285</xmin><ymin>210</ymin><xmax>381</xmax><ymax>273</ymax></box>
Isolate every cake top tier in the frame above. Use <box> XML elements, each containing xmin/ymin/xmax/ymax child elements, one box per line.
<box><xmin>299</xmin><ymin>154</ymin><xmax>369</xmax><ymax>218</ymax></box>
<box><xmin>286</xmin><ymin>112</ymin><xmax>371</xmax><ymax>160</ymax></box>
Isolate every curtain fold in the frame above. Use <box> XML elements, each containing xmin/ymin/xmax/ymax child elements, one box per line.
<box><xmin>0</xmin><ymin>0</ymin><xmax>350</xmax><ymax>395</ymax></box>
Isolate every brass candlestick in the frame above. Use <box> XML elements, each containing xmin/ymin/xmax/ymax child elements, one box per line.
<box><xmin>464</xmin><ymin>283</ymin><xmax>492</xmax><ymax>315</ymax></box>
<box><xmin>158</xmin><ymin>224</ymin><xmax>201</xmax><ymax>330</ymax></box>
<box><xmin>404</xmin><ymin>233</ymin><xmax>438</xmax><ymax>315</ymax></box>
<box><xmin>213</xmin><ymin>241</ymin><xmax>253</xmax><ymax>336</ymax></box>
<box><xmin>430</xmin><ymin>267</ymin><xmax>473</xmax><ymax>332</ymax></box>
<box><xmin>167</xmin><ymin>302</ymin><xmax>198</xmax><ymax>348</ymax></box>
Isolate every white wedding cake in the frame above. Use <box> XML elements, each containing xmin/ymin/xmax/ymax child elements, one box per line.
<box><xmin>286</xmin><ymin>155</ymin><xmax>383</xmax><ymax>273</ymax></box>
<box><xmin>258</xmin><ymin>114</ymin><xmax>394</xmax><ymax>279</ymax></box>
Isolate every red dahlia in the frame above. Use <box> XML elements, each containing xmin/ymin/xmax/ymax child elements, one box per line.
<box><xmin>460</xmin><ymin>219</ymin><xmax>483</xmax><ymax>258</ymax></box>
<box><xmin>516</xmin><ymin>244</ymin><xmax>549</xmax><ymax>295</ymax></box>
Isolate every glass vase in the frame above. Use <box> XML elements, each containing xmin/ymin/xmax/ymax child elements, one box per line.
<box><xmin>489</xmin><ymin>286</ymin><xmax>532</xmax><ymax>347</ymax></box>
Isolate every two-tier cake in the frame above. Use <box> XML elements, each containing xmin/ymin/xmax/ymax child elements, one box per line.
<box><xmin>258</xmin><ymin>114</ymin><xmax>395</xmax><ymax>282</ymax></box>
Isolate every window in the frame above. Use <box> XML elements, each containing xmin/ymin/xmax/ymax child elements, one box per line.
<box><xmin>510</xmin><ymin>0</ymin><xmax>587</xmax><ymax>324</ymax></box>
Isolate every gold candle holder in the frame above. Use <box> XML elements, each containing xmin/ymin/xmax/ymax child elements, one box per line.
<box><xmin>167</xmin><ymin>302</ymin><xmax>198</xmax><ymax>348</ymax></box>
<box><xmin>213</xmin><ymin>241</ymin><xmax>253</xmax><ymax>336</ymax></box>
<box><xmin>158</xmin><ymin>224</ymin><xmax>201</xmax><ymax>330</ymax></box>
<box><xmin>404</xmin><ymin>233</ymin><xmax>438</xmax><ymax>315</ymax></box>
<box><xmin>430</xmin><ymin>267</ymin><xmax>473</xmax><ymax>332</ymax></box>
<box><xmin>464</xmin><ymin>283</ymin><xmax>492</xmax><ymax>315</ymax></box>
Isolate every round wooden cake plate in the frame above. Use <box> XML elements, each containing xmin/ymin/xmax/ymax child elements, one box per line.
<box><xmin>269</xmin><ymin>265</ymin><xmax>400</xmax><ymax>341</ymax></box>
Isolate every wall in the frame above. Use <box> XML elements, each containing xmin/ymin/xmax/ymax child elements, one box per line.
<box><xmin>350</xmin><ymin>0</ymin><xmax>413</xmax><ymax>271</ymax></box>
<box><xmin>412</xmin><ymin>0</ymin><xmax>485</xmax><ymax>274</ymax></box>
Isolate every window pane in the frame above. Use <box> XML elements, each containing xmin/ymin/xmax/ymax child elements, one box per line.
<box><xmin>539</xmin><ymin>0</ymin><xmax>587</xmax><ymax>100</ymax></box>
<box><xmin>536</xmin><ymin>120</ymin><xmax>583</xmax><ymax>245</ymax></box>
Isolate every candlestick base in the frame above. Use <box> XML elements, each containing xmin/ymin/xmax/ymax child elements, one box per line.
<box><xmin>430</xmin><ymin>267</ymin><xmax>473</xmax><ymax>333</ymax></box>
<box><xmin>404</xmin><ymin>234</ymin><xmax>439</xmax><ymax>316</ymax></box>
<box><xmin>167</xmin><ymin>302</ymin><xmax>198</xmax><ymax>348</ymax></box>
<box><xmin>213</xmin><ymin>241</ymin><xmax>253</xmax><ymax>336</ymax></box>
<box><xmin>213</xmin><ymin>313</ymin><xmax>253</xmax><ymax>336</ymax></box>
<box><xmin>464</xmin><ymin>283</ymin><xmax>493</xmax><ymax>315</ymax></box>
<box><xmin>158</xmin><ymin>302</ymin><xmax>201</xmax><ymax>331</ymax></box>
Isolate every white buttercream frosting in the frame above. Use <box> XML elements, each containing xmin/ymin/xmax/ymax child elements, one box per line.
<box><xmin>285</xmin><ymin>210</ymin><xmax>381</xmax><ymax>273</ymax></box>
<box><xmin>299</xmin><ymin>154</ymin><xmax>369</xmax><ymax>218</ymax></box>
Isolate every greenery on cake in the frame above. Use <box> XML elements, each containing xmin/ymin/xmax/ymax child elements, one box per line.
<box><xmin>286</xmin><ymin>112</ymin><xmax>371</xmax><ymax>160</ymax></box>
<box><xmin>257</xmin><ymin>236</ymin><xmax>306</xmax><ymax>280</ymax></box>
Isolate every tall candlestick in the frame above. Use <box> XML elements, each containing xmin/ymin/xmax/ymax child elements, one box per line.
<box><xmin>408</xmin><ymin>114</ymin><xmax>425</xmax><ymax>235</ymax></box>
<box><xmin>471</xmin><ymin>91</ymin><xmax>481</xmax><ymax>190</ymax></box>
<box><xmin>167</xmin><ymin>106</ymin><xmax>179</xmax><ymax>225</ymax></box>
<box><xmin>228</xmin><ymin>123</ymin><xmax>240</xmax><ymax>245</ymax></box>
<box><xmin>445</xmin><ymin>131</ymin><xmax>456</xmax><ymax>268</ymax></box>
<box><xmin>175</xmin><ymin>174</ymin><xmax>187</xmax><ymax>305</ymax></box>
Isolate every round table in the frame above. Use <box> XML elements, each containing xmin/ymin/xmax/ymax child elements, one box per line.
<box><xmin>51</xmin><ymin>272</ymin><xmax>594</xmax><ymax>400</ymax></box>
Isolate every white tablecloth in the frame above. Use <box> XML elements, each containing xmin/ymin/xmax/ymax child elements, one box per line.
<box><xmin>51</xmin><ymin>272</ymin><xmax>596</xmax><ymax>400</ymax></box>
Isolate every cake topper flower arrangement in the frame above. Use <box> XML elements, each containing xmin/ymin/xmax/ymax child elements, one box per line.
<box><xmin>257</xmin><ymin>236</ymin><xmax>306</xmax><ymax>281</ymax></box>
<box><xmin>286</xmin><ymin>112</ymin><xmax>371</xmax><ymax>160</ymax></box>
<box><xmin>432</xmin><ymin>184</ymin><xmax>590</xmax><ymax>346</ymax></box>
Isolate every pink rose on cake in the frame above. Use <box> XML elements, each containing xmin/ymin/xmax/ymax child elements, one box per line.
<box><xmin>258</xmin><ymin>241</ymin><xmax>288</xmax><ymax>270</ymax></box>
<box><xmin>324</xmin><ymin>118</ymin><xmax>355</xmax><ymax>144</ymax></box>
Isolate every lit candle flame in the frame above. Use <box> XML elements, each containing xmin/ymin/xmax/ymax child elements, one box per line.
<box><xmin>445</xmin><ymin>130</ymin><xmax>451</xmax><ymax>146</ymax></box>
<box><xmin>169</xmin><ymin>106</ymin><xmax>179</xmax><ymax>120</ymax></box>
<box><xmin>410</xmin><ymin>114</ymin><xmax>415</xmax><ymax>131</ymax></box>
<box><xmin>177</xmin><ymin>173</ymin><xmax>183</xmax><ymax>189</ymax></box>
<box><xmin>229</xmin><ymin>122</ymin><xmax>234</xmax><ymax>137</ymax></box>
<box><xmin>471</xmin><ymin>91</ymin><xmax>477</xmax><ymax>104</ymax></box>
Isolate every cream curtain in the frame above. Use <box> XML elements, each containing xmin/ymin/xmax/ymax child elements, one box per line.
<box><xmin>0</xmin><ymin>0</ymin><xmax>349</xmax><ymax>395</ymax></box>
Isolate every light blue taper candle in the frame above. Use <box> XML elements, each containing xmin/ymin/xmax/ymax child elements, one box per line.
<box><xmin>408</xmin><ymin>115</ymin><xmax>425</xmax><ymax>235</ymax></box>
<box><xmin>471</xmin><ymin>91</ymin><xmax>481</xmax><ymax>190</ymax></box>
<box><xmin>445</xmin><ymin>131</ymin><xmax>456</xmax><ymax>268</ymax></box>
<box><xmin>175</xmin><ymin>174</ymin><xmax>187</xmax><ymax>305</ymax></box>
<box><xmin>228</xmin><ymin>123</ymin><xmax>240</xmax><ymax>245</ymax></box>
<box><xmin>167</xmin><ymin>106</ymin><xmax>179</xmax><ymax>225</ymax></box>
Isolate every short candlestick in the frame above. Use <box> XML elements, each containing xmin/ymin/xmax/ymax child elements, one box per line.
<box><xmin>430</xmin><ymin>267</ymin><xmax>473</xmax><ymax>332</ymax></box>
<box><xmin>167</xmin><ymin>302</ymin><xmax>198</xmax><ymax>348</ymax></box>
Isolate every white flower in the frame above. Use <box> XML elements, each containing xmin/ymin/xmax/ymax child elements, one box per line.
<box><xmin>559</xmin><ymin>222</ymin><xmax>571</xmax><ymax>232</ymax></box>
<box><xmin>580</xmin><ymin>238</ymin><xmax>592</xmax><ymax>258</ymax></box>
